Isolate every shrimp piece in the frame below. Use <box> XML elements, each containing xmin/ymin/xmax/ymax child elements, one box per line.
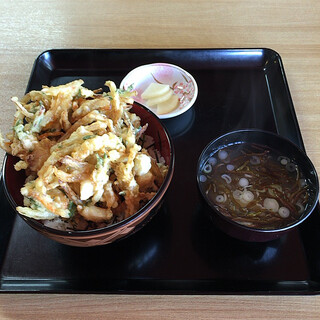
<box><xmin>101</xmin><ymin>181</ymin><xmax>119</xmax><ymax>209</ymax></box>
<box><xmin>136</xmin><ymin>171</ymin><xmax>158</xmax><ymax>192</ymax></box>
<box><xmin>78</xmin><ymin>205</ymin><xmax>113</xmax><ymax>222</ymax></box>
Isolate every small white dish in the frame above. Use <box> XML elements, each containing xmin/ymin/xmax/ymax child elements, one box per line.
<box><xmin>120</xmin><ymin>63</ymin><xmax>198</xmax><ymax>119</ymax></box>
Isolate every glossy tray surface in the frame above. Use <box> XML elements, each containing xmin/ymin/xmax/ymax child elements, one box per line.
<box><xmin>1</xmin><ymin>48</ymin><xmax>320</xmax><ymax>294</ymax></box>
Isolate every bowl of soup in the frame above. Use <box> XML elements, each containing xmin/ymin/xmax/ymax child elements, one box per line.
<box><xmin>197</xmin><ymin>129</ymin><xmax>319</xmax><ymax>242</ymax></box>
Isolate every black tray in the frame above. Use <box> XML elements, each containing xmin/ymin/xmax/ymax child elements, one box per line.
<box><xmin>1</xmin><ymin>49</ymin><xmax>320</xmax><ymax>294</ymax></box>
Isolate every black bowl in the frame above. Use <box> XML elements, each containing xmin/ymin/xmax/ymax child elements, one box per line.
<box><xmin>197</xmin><ymin>129</ymin><xmax>319</xmax><ymax>242</ymax></box>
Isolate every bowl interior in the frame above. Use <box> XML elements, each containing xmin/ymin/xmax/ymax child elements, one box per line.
<box><xmin>197</xmin><ymin>129</ymin><xmax>319</xmax><ymax>233</ymax></box>
<box><xmin>3</xmin><ymin>101</ymin><xmax>174</xmax><ymax>234</ymax></box>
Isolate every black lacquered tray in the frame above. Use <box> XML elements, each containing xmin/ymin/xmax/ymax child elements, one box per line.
<box><xmin>1</xmin><ymin>48</ymin><xmax>320</xmax><ymax>294</ymax></box>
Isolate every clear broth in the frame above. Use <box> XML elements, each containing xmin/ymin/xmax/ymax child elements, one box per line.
<box><xmin>198</xmin><ymin>143</ymin><xmax>309</xmax><ymax>229</ymax></box>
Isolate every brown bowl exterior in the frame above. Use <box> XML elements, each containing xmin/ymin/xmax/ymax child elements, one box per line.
<box><xmin>3</xmin><ymin>102</ymin><xmax>174</xmax><ymax>247</ymax></box>
<box><xmin>197</xmin><ymin>129</ymin><xmax>319</xmax><ymax>242</ymax></box>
